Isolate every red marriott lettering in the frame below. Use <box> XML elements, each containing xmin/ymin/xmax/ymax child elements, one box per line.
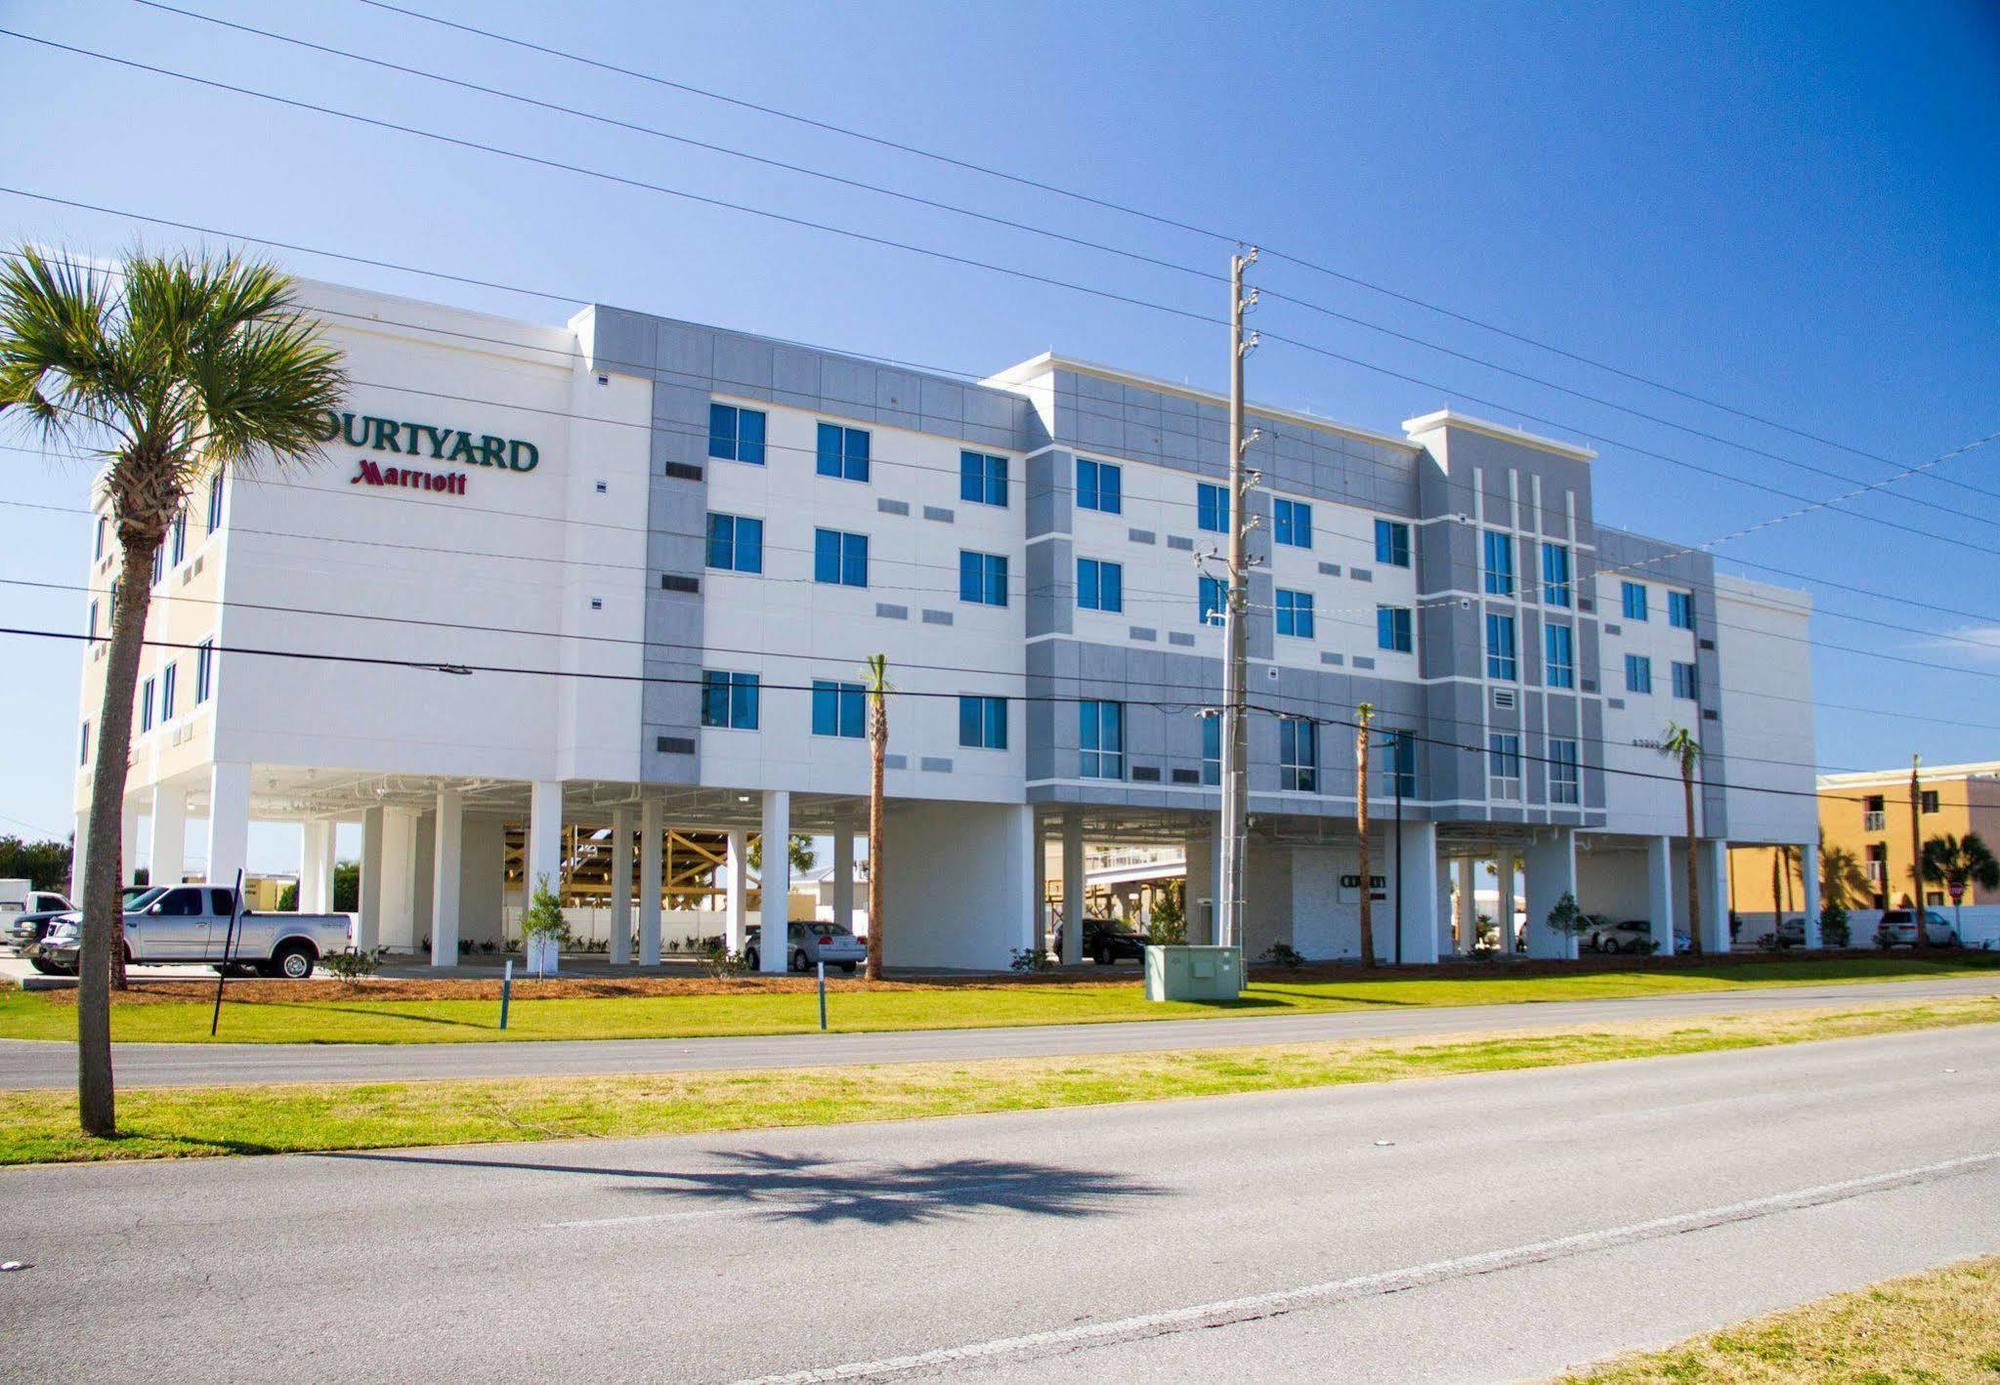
<box><xmin>351</xmin><ymin>458</ymin><xmax>467</xmax><ymax>496</ymax></box>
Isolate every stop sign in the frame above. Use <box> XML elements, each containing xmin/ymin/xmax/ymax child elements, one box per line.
<box><xmin>1949</xmin><ymin>881</ymin><xmax>1966</xmax><ymax>903</ymax></box>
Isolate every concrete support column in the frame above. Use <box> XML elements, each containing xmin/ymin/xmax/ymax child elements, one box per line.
<box><xmin>833</xmin><ymin>818</ymin><xmax>855</xmax><ymax>936</ymax></box>
<box><xmin>1396</xmin><ymin>819</ymin><xmax>1441</xmax><ymax>965</ymax></box>
<box><xmin>1647</xmin><ymin>836</ymin><xmax>1676</xmax><ymax>956</ymax></box>
<box><xmin>205</xmin><ymin>761</ymin><xmax>251</xmax><ymax>888</ymax></box>
<box><xmin>119</xmin><ymin>795</ymin><xmax>142</xmax><ymax>886</ymax></box>
<box><xmin>379</xmin><ymin>807</ymin><xmax>418</xmax><ymax>951</ymax></box>
<box><xmin>430</xmin><ymin>788</ymin><xmax>463</xmax><ymax>967</ymax></box>
<box><xmin>300</xmin><ymin>819</ymin><xmax>333</xmax><ymax>913</ymax></box>
<box><xmin>1006</xmin><ymin>804</ymin><xmax>1037</xmax><ymax>957</ymax></box>
<box><xmin>1524</xmin><ymin>830</ymin><xmax>1579</xmax><ymax>960</ymax></box>
<box><xmin>1060</xmin><ymin>813</ymin><xmax>1085</xmax><ymax>964</ymax></box>
<box><xmin>638</xmin><ymin>797</ymin><xmax>662</xmax><ymax>965</ymax></box>
<box><xmin>357</xmin><ymin>805</ymin><xmax>383</xmax><ymax>953</ymax></box>
<box><xmin>1455</xmin><ymin>857</ymin><xmax>1478</xmax><ymax>954</ymax></box>
<box><xmin>1434</xmin><ymin>858</ymin><xmax>1453</xmax><ymax>960</ymax></box>
<box><xmin>1801</xmin><ymin>842</ymin><xmax>1823</xmax><ymax>948</ymax></box>
<box><xmin>526</xmin><ymin>780</ymin><xmax>564</xmax><ymax>902</ymax></box>
<box><xmin>1498</xmin><ymin>861</ymin><xmax>1517</xmax><ymax>954</ymax></box>
<box><xmin>759</xmin><ymin>790</ymin><xmax>791</xmax><ymax>973</ymax></box>
<box><xmin>149</xmin><ymin>783</ymin><xmax>187</xmax><ymax>888</ymax></box>
<box><xmin>726</xmin><ymin>828</ymin><xmax>750</xmax><ymax>955</ymax></box>
<box><xmin>1184</xmin><ymin>831</ymin><xmax>1215</xmax><ymax>946</ymax></box>
<box><xmin>609</xmin><ymin>806</ymin><xmax>634</xmax><ymax>964</ymax></box>
<box><xmin>1701</xmin><ymin>840</ymin><xmax>1732</xmax><ymax>954</ymax></box>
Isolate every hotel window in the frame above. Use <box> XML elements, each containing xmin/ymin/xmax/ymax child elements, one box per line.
<box><xmin>1077</xmin><ymin>557</ymin><xmax>1123</xmax><ymax>613</ymax></box>
<box><xmin>206</xmin><ymin>472</ymin><xmax>224</xmax><ymax>531</ymax></box>
<box><xmin>87</xmin><ymin>601</ymin><xmax>98</xmax><ymax>643</ymax></box>
<box><xmin>1622</xmin><ymin>581</ymin><xmax>1648</xmax><ymax>621</ymax></box>
<box><xmin>707</xmin><ymin>403</ymin><xmax>767</xmax><ymax>464</ymax></box>
<box><xmin>79</xmin><ymin>720</ymin><xmax>89</xmax><ymax>766</ymax></box>
<box><xmin>1486</xmin><ymin>613</ymin><xmax>1518</xmax><ymax>681</ymax></box>
<box><xmin>140</xmin><ymin>676</ymin><xmax>155</xmax><ymax>733</ymax></box>
<box><xmin>160</xmin><ymin>662</ymin><xmax>177</xmax><ymax>721</ymax></box>
<box><xmin>700</xmin><ymin>671</ymin><xmax>760</xmax><ymax>730</ymax></box>
<box><xmin>706</xmin><ymin>513</ymin><xmax>764</xmax><ymax>574</ymax></box>
<box><xmin>1279</xmin><ymin>717</ymin><xmax>1318</xmax><ymax>792</ymax></box>
<box><xmin>1197</xmin><ymin>482</ymin><xmax>1229</xmax><ymax>534</ymax></box>
<box><xmin>170</xmin><ymin>510</ymin><xmax>187</xmax><ymax>567</ymax></box>
<box><xmin>1377</xmin><ymin>605</ymin><xmax>1413</xmax><ymax>653</ymax></box>
<box><xmin>815</xmin><ymin>422</ymin><xmax>870</xmax><ymax>481</ymax></box>
<box><xmin>151</xmin><ymin>545</ymin><xmax>163</xmax><ymax>586</ymax></box>
<box><xmin>1483</xmin><ymin>530</ymin><xmax>1515</xmax><ymax>596</ymax></box>
<box><xmin>93</xmin><ymin>515</ymin><xmax>105</xmax><ymax>560</ymax></box>
<box><xmin>1671</xmin><ymin>660</ymin><xmax>1699</xmax><ymax>701</ymax></box>
<box><xmin>1201</xmin><ymin>714</ymin><xmax>1220</xmax><ymax>786</ymax></box>
<box><xmin>1542</xmin><ymin>542</ymin><xmax>1572</xmax><ymax>608</ymax></box>
<box><xmin>958</xmin><ymin>695</ymin><xmax>1007</xmax><ymax>750</ymax></box>
<box><xmin>1488</xmin><ymin>733</ymin><xmax>1522</xmax><ymax>800</ymax></box>
<box><xmin>1544</xmin><ymin>622</ymin><xmax>1575</xmax><ymax>689</ymax></box>
<box><xmin>959</xmin><ymin>550</ymin><xmax>1008</xmax><ymax>607</ymax></box>
<box><xmin>1625</xmin><ymin>654</ymin><xmax>1652</xmax><ymax>695</ymax></box>
<box><xmin>1079</xmin><ymin>700</ymin><xmax>1124</xmax><ymax>780</ymax></box>
<box><xmin>1076</xmin><ymin>457</ymin><xmax>1122</xmax><ymax>514</ymax></box>
<box><xmin>813</xmin><ymin>529</ymin><xmax>869</xmax><ymax>587</ymax></box>
<box><xmin>1386</xmin><ymin>728</ymin><xmax>1417</xmax><ymax>798</ymax></box>
<box><xmin>1273</xmin><ymin>498</ymin><xmax>1312</xmax><ymax>549</ymax></box>
<box><xmin>195</xmin><ymin>640</ymin><xmax>213</xmax><ymax>705</ymax></box>
<box><xmin>960</xmin><ymin>450</ymin><xmax>1008</xmax><ymax>507</ymax></box>
<box><xmin>1668</xmin><ymin>590</ymin><xmax>1695</xmax><ymax>631</ymax></box>
<box><xmin>1275</xmin><ymin>589</ymin><xmax>1315</xmax><ymax>639</ymax></box>
<box><xmin>1549</xmin><ymin>739</ymin><xmax>1581</xmax><ymax>805</ymax></box>
<box><xmin>1198</xmin><ymin>575</ymin><xmax>1227</xmax><ymax>627</ymax></box>
<box><xmin>1922</xmin><ymin>790</ymin><xmax>1940</xmax><ymax>814</ymax></box>
<box><xmin>810</xmin><ymin>680</ymin><xmax>865</xmax><ymax>738</ymax></box>
<box><xmin>1374</xmin><ymin>518</ymin><xmax>1410</xmax><ymax>568</ymax></box>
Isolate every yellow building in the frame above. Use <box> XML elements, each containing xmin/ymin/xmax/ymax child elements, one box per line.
<box><xmin>1735</xmin><ymin>761</ymin><xmax>2000</xmax><ymax>917</ymax></box>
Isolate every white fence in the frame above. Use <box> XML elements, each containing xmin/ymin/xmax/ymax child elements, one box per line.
<box><xmin>1730</xmin><ymin>906</ymin><xmax>2000</xmax><ymax>950</ymax></box>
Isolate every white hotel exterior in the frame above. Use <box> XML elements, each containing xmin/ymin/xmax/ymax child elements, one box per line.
<box><xmin>72</xmin><ymin>277</ymin><xmax>1821</xmax><ymax>970</ymax></box>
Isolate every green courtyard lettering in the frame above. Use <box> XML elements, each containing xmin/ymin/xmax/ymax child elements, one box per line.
<box><xmin>315</xmin><ymin>409</ymin><xmax>539</xmax><ymax>475</ymax></box>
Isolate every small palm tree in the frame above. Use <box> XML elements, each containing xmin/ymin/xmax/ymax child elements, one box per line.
<box><xmin>1821</xmin><ymin>839</ymin><xmax>1869</xmax><ymax>913</ymax></box>
<box><xmin>1659</xmin><ymin>723</ymin><xmax>1703</xmax><ymax>957</ymax></box>
<box><xmin>1354</xmin><ymin>701</ymin><xmax>1375</xmax><ymax>967</ymax></box>
<box><xmin>0</xmin><ymin>247</ymin><xmax>345</xmax><ymax>1136</ymax></box>
<box><xmin>862</xmin><ymin>654</ymin><xmax>890</xmax><ymax>980</ymax></box>
<box><xmin>1920</xmin><ymin>832</ymin><xmax>1999</xmax><ymax>942</ymax></box>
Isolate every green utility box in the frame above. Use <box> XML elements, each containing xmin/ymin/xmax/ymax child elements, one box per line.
<box><xmin>1144</xmin><ymin>944</ymin><xmax>1244</xmax><ymax>1001</ymax></box>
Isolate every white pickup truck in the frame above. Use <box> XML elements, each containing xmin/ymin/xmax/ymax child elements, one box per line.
<box><xmin>32</xmin><ymin>884</ymin><xmax>352</xmax><ymax>979</ymax></box>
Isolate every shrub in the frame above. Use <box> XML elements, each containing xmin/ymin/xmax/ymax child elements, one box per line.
<box><xmin>519</xmin><ymin>875</ymin><xmax>570</xmax><ymax>948</ymax></box>
<box><xmin>1261</xmin><ymin>941</ymin><xmax>1306</xmax><ymax>968</ymax></box>
<box><xmin>1146</xmin><ymin>882</ymin><xmax>1187</xmax><ymax>945</ymax></box>
<box><xmin>1821</xmin><ymin>902</ymin><xmax>1851</xmax><ymax>948</ymax></box>
<box><xmin>698</xmin><ymin>936</ymin><xmax>746</xmax><ymax>978</ymax></box>
<box><xmin>319</xmin><ymin>947</ymin><xmax>383</xmax><ymax>981</ymax></box>
<box><xmin>1009</xmin><ymin>946</ymin><xmax>1055</xmax><ymax>974</ymax></box>
<box><xmin>1545</xmin><ymin>891</ymin><xmax>1587</xmax><ymax>936</ymax></box>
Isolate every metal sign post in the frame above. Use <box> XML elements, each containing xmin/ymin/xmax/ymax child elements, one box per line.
<box><xmin>817</xmin><ymin>959</ymin><xmax>828</xmax><ymax>1031</ymax></box>
<box><xmin>500</xmin><ymin>958</ymin><xmax>513</xmax><ymax>1030</ymax></box>
<box><xmin>209</xmin><ymin>868</ymin><xmax>245</xmax><ymax>1036</ymax></box>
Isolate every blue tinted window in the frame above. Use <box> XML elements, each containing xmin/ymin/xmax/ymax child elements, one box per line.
<box><xmin>1541</xmin><ymin>543</ymin><xmax>1571</xmax><ymax>607</ymax></box>
<box><xmin>195</xmin><ymin>640</ymin><xmax>213</xmax><ymax>704</ymax></box>
<box><xmin>1078</xmin><ymin>558</ymin><xmax>1123</xmax><ymax>613</ymax></box>
<box><xmin>960</xmin><ymin>451</ymin><xmax>1008</xmax><ymax>507</ymax></box>
<box><xmin>1197</xmin><ymin>483</ymin><xmax>1229</xmax><ymax>534</ymax></box>
<box><xmin>1622</xmin><ymin>582</ymin><xmax>1649</xmax><ymax>621</ymax></box>
<box><xmin>708</xmin><ymin>404</ymin><xmax>766</xmax><ymax>464</ymax></box>
<box><xmin>1202</xmin><ymin>714</ymin><xmax>1220</xmax><ymax>786</ymax></box>
<box><xmin>959</xmin><ymin>695</ymin><xmax>1007</xmax><ymax>750</ymax></box>
<box><xmin>706</xmin><ymin>513</ymin><xmax>764</xmax><ymax>573</ymax></box>
<box><xmin>816</xmin><ymin>422</ymin><xmax>870</xmax><ymax>481</ymax></box>
<box><xmin>1377</xmin><ymin>605</ymin><xmax>1412</xmax><ymax>652</ymax></box>
<box><xmin>1549</xmin><ymin>739</ymin><xmax>1580</xmax><ymax>804</ymax></box>
<box><xmin>141</xmin><ymin>677</ymin><xmax>155</xmax><ymax>733</ymax></box>
<box><xmin>1077</xmin><ymin>458</ymin><xmax>1122</xmax><ymax>514</ymax></box>
<box><xmin>1486</xmin><ymin>613</ymin><xmax>1518</xmax><ymax>681</ymax></box>
<box><xmin>1625</xmin><ymin>654</ymin><xmax>1653</xmax><ymax>694</ymax></box>
<box><xmin>811</xmin><ymin>680</ymin><xmax>865</xmax><ymax>738</ymax></box>
<box><xmin>701</xmin><ymin>671</ymin><xmax>760</xmax><ymax>729</ymax></box>
<box><xmin>206</xmin><ymin>473</ymin><xmax>223</xmax><ymax>530</ymax></box>
<box><xmin>1279</xmin><ymin>718</ymin><xmax>1317</xmax><ymax>792</ymax></box>
<box><xmin>1544</xmin><ymin>622</ymin><xmax>1575</xmax><ymax>688</ymax></box>
<box><xmin>1275</xmin><ymin>589</ymin><xmax>1315</xmax><ymax>639</ymax></box>
<box><xmin>1483</xmin><ymin>530</ymin><xmax>1515</xmax><ymax>596</ymax></box>
<box><xmin>1273</xmin><ymin>498</ymin><xmax>1312</xmax><ymax>548</ymax></box>
<box><xmin>161</xmin><ymin>663</ymin><xmax>176</xmax><ymax>720</ymax></box>
<box><xmin>1387</xmin><ymin>729</ymin><xmax>1416</xmax><ymax>797</ymax></box>
<box><xmin>959</xmin><ymin>551</ymin><xmax>1008</xmax><ymax>606</ymax></box>
<box><xmin>1079</xmin><ymin>700</ymin><xmax>1124</xmax><ymax>779</ymax></box>
<box><xmin>1198</xmin><ymin>575</ymin><xmax>1228</xmax><ymax>626</ymax></box>
<box><xmin>1374</xmin><ymin>519</ymin><xmax>1410</xmax><ymax>567</ymax></box>
<box><xmin>1668</xmin><ymin>591</ymin><xmax>1695</xmax><ymax>630</ymax></box>
<box><xmin>1672</xmin><ymin>660</ymin><xmax>1699</xmax><ymax>700</ymax></box>
<box><xmin>814</xmin><ymin>529</ymin><xmax>868</xmax><ymax>587</ymax></box>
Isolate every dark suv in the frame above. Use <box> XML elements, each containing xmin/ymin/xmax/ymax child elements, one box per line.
<box><xmin>1051</xmin><ymin>918</ymin><xmax>1149</xmax><ymax>965</ymax></box>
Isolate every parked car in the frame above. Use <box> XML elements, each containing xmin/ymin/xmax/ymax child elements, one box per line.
<box><xmin>1874</xmin><ymin>909</ymin><xmax>1959</xmax><ymax>949</ymax></box>
<box><xmin>1753</xmin><ymin>917</ymin><xmax>1807</xmax><ymax>949</ymax></box>
<box><xmin>31</xmin><ymin>885</ymin><xmax>351</xmax><ymax>978</ymax></box>
<box><xmin>1050</xmin><ymin>917</ymin><xmax>1149</xmax><ymax>966</ymax></box>
<box><xmin>2</xmin><ymin>890</ymin><xmax>74</xmax><ymax>955</ymax></box>
<box><xmin>743</xmin><ymin>921</ymin><xmax>866</xmax><ymax>973</ymax></box>
<box><xmin>1583</xmin><ymin>918</ymin><xmax>1656</xmax><ymax>954</ymax></box>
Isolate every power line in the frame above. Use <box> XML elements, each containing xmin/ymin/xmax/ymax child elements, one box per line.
<box><xmin>347</xmin><ymin>0</ymin><xmax>1962</xmax><ymax>484</ymax></box>
<box><xmin>128</xmin><ymin>0</ymin><xmax>2000</xmax><ymax>521</ymax></box>
<box><xmin>11</xmin><ymin>34</ymin><xmax>2000</xmax><ymax>558</ymax></box>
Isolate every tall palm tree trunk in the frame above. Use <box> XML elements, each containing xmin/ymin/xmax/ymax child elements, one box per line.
<box><xmin>77</xmin><ymin>536</ymin><xmax>158</xmax><ymax>1135</ymax></box>
<box><xmin>1682</xmin><ymin>764</ymin><xmax>1702</xmax><ymax>958</ymax></box>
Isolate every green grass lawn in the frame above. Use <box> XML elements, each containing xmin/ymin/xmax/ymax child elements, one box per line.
<box><xmin>0</xmin><ymin>957</ymin><xmax>1992</xmax><ymax>1047</ymax></box>
<box><xmin>1559</xmin><ymin>1255</ymin><xmax>2000</xmax><ymax>1382</ymax></box>
<box><xmin>1</xmin><ymin>996</ymin><xmax>1991</xmax><ymax>1165</ymax></box>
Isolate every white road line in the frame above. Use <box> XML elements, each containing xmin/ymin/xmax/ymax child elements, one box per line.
<box><xmin>727</xmin><ymin>1150</ymin><xmax>2000</xmax><ymax>1384</ymax></box>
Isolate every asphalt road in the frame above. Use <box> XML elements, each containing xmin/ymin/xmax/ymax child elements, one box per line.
<box><xmin>4</xmin><ymin>1027</ymin><xmax>1998</xmax><ymax>1382</ymax></box>
<box><xmin>0</xmin><ymin>974</ymin><xmax>1993</xmax><ymax>1090</ymax></box>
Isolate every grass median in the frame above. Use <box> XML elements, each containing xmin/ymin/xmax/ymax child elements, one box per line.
<box><xmin>1558</xmin><ymin>1255</ymin><xmax>2000</xmax><ymax>1382</ymax></box>
<box><xmin>1</xmin><ymin>996</ymin><xmax>1992</xmax><ymax>1165</ymax></box>
<box><xmin>1</xmin><ymin>956</ymin><xmax>1993</xmax><ymax>1046</ymax></box>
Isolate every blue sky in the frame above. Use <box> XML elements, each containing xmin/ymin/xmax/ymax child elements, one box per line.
<box><xmin>0</xmin><ymin>0</ymin><xmax>1996</xmax><ymax>862</ymax></box>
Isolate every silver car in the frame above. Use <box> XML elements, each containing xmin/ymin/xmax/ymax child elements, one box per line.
<box><xmin>744</xmin><ymin>922</ymin><xmax>867</xmax><ymax>973</ymax></box>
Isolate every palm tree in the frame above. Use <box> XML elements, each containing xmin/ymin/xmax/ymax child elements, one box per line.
<box><xmin>1658</xmin><ymin>723</ymin><xmax>1703</xmax><ymax>957</ymax></box>
<box><xmin>0</xmin><ymin>247</ymin><xmax>344</xmax><ymax>1136</ymax></box>
<box><xmin>1354</xmin><ymin>701</ymin><xmax>1376</xmax><ymax>967</ymax></box>
<box><xmin>1920</xmin><ymin>832</ymin><xmax>1999</xmax><ymax>942</ymax></box>
<box><xmin>862</xmin><ymin>654</ymin><xmax>890</xmax><ymax>980</ymax></box>
<box><xmin>1821</xmin><ymin>838</ymin><xmax>1869</xmax><ymax>914</ymax></box>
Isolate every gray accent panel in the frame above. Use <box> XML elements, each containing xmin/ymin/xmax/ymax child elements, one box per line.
<box><xmin>921</xmin><ymin>609</ymin><xmax>954</xmax><ymax>626</ymax></box>
<box><xmin>1026</xmin><ymin>450</ymin><xmax>1069</xmax><ymax>538</ymax></box>
<box><xmin>1318</xmin><ymin>561</ymin><xmax>1342</xmax><ymax>577</ymax></box>
<box><xmin>1127</xmin><ymin>528</ymin><xmax>1156</xmax><ymax>545</ymax></box>
<box><xmin>875</xmin><ymin>603</ymin><xmax>908</xmax><ymax>620</ymax></box>
<box><xmin>1320</xmin><ymin>652</ymin><xmax>1344</xmax><ymax>665</ymax></box>
<box><xmin>876</xmin><ymin>498</ymin><xmax>910</xmax><ymax>516</ymax></box>
<box><xmin>1129</xmin><ymin>626</ymin><xmax>1157</xmax><ymax>642</ymax></box>
<box><xmin>1168</xmin><ymin>632</ymin><xmax>1196</xmax><ymax>647</ymax></box>
<box><xmin>1026</xmin><ymin>536</ymin><xmax>1074</xmax><ymax>639</ymax></box>
<box><xmin>920</xmin><ymin>757</ymin><xmax>953</xmax><ymax>774</ymax></box>
<box><xmin>884</xmin><ymin>754</ymin><xmax>908</xmax><ymax>770</ymax></box>
<box><xmin>1166</xmin><ymin>535</ymin><xmax>1195</xmax><ymax>552</ymax></box>
<box><xmin>922</xmin><ymin>505</ymin><xmax>955</xmax><ymax>523</ymax></box>
<box><xmin>1350</xmin><ymin>567</ymin><xmax>1373</xmax><ymax>582</ymax></box>
<box><xmin>1352</xmin><ymin>656</ymin><xmax>1376</xmax><ymax>670</ymax></box>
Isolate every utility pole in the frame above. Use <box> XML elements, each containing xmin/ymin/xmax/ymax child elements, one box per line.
<box><xmin>1214</xmin><ymin>247</ymin><xmax>1259</xmax><ymax>952</ymax></box>
<box><xmin>1909</xmin><ymin>753</ymin><xmax>1926</xmax><ymax>952</ymax></box>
